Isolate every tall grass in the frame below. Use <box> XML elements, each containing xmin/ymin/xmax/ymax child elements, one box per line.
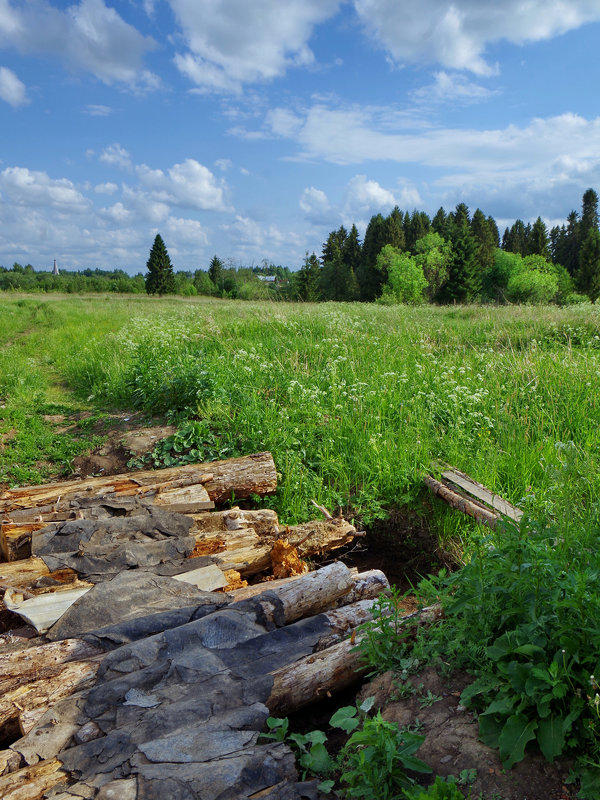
<box><xmin>2</xmin><ymin>294</ymin><xmax>590</xmax><ymax>530</ymax></box>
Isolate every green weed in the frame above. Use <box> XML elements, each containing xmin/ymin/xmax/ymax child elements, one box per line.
<box><xmin>262</xmin><ymin>697</ymin><xmax>431</xmax><ymax>798</ymax></box>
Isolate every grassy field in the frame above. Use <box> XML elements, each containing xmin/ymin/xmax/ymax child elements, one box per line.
<box><xmin>2</xmin><ymin>292</ymin><xmax>600</xmax><ymax>792</ymax></box>
<box><xmin>1</xmin><ymin>293</ymin><xmax>598</xmax><ymax>536</ymax></box>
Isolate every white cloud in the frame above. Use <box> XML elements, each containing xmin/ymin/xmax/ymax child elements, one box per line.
<box><xmin>342</xmin><ymin>175</ymin><xmax>396</xmax><ymax>224</ymax></box>
<box><xmin>169</xmin><ymin>0</ymin><xmax>342</xmax><ymax>92</ymax></box>
<box><xmin>412</xmin><ymin>71</ymin><xmax>497</xmax><ymax>105</ymax></box>
<box><xmin>0</xmin><ymin>66</ymin><xmax>28</xmax><ymax>107</ymax></box>
<box><xmin>135</xmin><ymin>159</ymin><xmax>230</xmax><ymax>212</ymax></box>
<box><xmin>353</xmin><ymin>0</ymin><xmax>600</xmax><ymax>75</ymax></box>
<box><xmin>0</xmin><ymin>167</ymin><xmax>89</xmax><ymax>211</ymax></box>
<box><xmin>0</xmin><ymin>0</ymin><xmax>157</xmax><ymax>88</ymax></box>
<box><xmin>215</xmin><ymin>158</ymin><xmax>232</xmax><ymax>171</ymax></box>
<box><xmin>164</xmin><ymin>216</ymin><xmax>208</xmax><ymax>246</ymax></box>
<box><xmin>94</xmin><ymin>182</ymin><xmax>118</xmax><ymax>194</ymax></box>
<box><xmin>84</xmin><ymin>104</ymin><xmax>112</xmax><ymax>116</ymax></box>
<box><xmin>300</xmin><ymin>186</ymin><xmax>331</xmax><ymax>224</ymax></box>
<box><xmin>99</xmin><ymin>201</ymin><xmax>131</xmax><ymax>223</ymax></box>
<box><xmin>99</xmin><ymin>144</ymin><xmax>132</xmax><ymax>170</ymax></box>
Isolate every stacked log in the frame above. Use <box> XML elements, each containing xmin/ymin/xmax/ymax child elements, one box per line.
<box><xmin>0</xmin><ymin>452</ymin><xmax>384</xmax><ymax>799</ymax></box>
<box><xmin>0</xmin><ymin>563</ymin><xmax>392</xmax><ymax>799</ymax></box>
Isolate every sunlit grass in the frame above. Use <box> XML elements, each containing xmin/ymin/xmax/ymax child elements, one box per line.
<box><xmin>1</xmin><ymin>294</ymin><xmax>599</xmax><ymax>537</ymax></box>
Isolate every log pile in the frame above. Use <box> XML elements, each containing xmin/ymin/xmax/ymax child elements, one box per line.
<box><xmin>0</xmin><ymin>452</ymin><xmax>389</xmax><ymax>799</ymax></box>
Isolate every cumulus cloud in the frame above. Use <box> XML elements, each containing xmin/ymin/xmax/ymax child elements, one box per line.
<box><xmin>300</xmin><ymin>186</ymin><xmax>331</xmax><ymax>224</ymax></box>
<box><xmin>135</xmin><ymin>159</ymin><xmax>230</xmax><ymax>212</ymax></box>
<box><xmin>169</xmin><ymin>0</ymin><xmax>341</xmax><ymax>92</ymax></box>
<box><xmin>353</xmin><ymin>0</ymin><xmax>600</xmax><ymax>75</ymax></box>
<box><xmin>342</xmin><ymin>175</ymin><xmax>396</xmax><ymax>226</ymax></box>
<box><xmin>94</xmin><ymin>182</ymin><xmax>118</xmax><ymax>194</ymax></box>
<box><xmin>0</xmin><ymin>167</ymin><xmax>89</xmax><ymax>211</ymax></box>
<box><xmin>84</xmin><ymin>104</ymin><xmax>112</xmax><ymax>116</ymax></box>
<box><xmin>99</xmin><ymin>144</ymin><xmax>132</xmax><ymax>171</ymax></box>
<box><xmin>0</xmin><ymin>66</ymin><xmax>28</xmax><ymax>107</ymax></box>
<box><xmin>0</xmin><ymin>0</ymin><xmax>157</xmax><ymax>87</ymax></box>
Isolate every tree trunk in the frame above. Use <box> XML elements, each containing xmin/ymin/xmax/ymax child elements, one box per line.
<box><xmin>0</xmin><ymin>452</ymin><xmax>276</xmax><ymax>520</ymax></box>
<box><xmin>424</xmin><ymin>474</ymin><xmax>500</xmax><ymax>528</ymax></box>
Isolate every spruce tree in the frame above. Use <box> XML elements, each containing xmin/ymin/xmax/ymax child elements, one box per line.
<box><xmin>343</xmin><ymin>224</ymin><xmax>362</xmax><ymax>276</ymax></box>
<box><xmin>208</xmin><ymin>255</ymin><xmax>224</xmax><ymax>294</ymax></box>
<box><xmin>528</xmin><ymin>217</ymin><xmax>550</xmax><ymax>259</ymax></box>
<box><xmin>471</xmin><ymin>208</ymin><xmax>496</xmax><ymax>273</ymax></box>
<box><xmin>357</xmin><ymin>213</ymin><xmax>387</xmax><ymax>300</ymax></box>
<box><xmin>145</xmin><ymin>234</ymin><xmax>175</xmax><ymax>295</ymax></box>
<box><xmin>383</xmin><ymin>207</ymin><xmax>405</xmax><ymax>250</ymax></box>
<box><xmin>580</xmin><ymin>188</ymin><xmax>599</xmax><ymax>241</ymax></box>
<box><xmin>297</xmin><ymin>252</ymin><xmax>322</xmax><ymax>301</ymax></box>
<box><xmin>577</xmin><ymin>228</ymin><xmax>600</xmax><ymax>300</ymax></box>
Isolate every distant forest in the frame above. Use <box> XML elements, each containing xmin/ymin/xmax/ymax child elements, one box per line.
<box><xmin>2</xmin><ymin>188</ymin><xmax>599</xmax><ymax>304</ymax></box>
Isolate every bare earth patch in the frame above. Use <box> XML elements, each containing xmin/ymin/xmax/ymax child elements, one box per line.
<box><xmin>357</xmin><ymin>668</ymin><xmax>576</xmax><ymax>800</ymax></box>
<box><xmin>70</xmin><ymin>416</ymin><xmax>176</xmax><ymax>477</ymax></box>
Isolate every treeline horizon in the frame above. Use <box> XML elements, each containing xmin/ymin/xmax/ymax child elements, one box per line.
<box><xmin>2</xmin><ymin>188</ymin><xmax>599</xmax><ymax>304</ymax></box>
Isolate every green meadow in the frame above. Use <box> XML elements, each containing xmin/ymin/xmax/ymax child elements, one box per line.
<box><xmin>1</xmin><ymin>293</ymin><xmax>598</xmax><ymax>538</ymax></box>
<box><xmin>3</xmin><ymin>293</ymin><xmax>600</xmax><ymax>791</ymax></box>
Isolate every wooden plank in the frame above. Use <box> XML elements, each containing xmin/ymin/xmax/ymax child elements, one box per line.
<box><xmin>441</xmin><ymin>467</ymin><xmax>522</xmax><ymax>522</ymax></box>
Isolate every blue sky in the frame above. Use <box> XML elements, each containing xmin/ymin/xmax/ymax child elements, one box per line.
<box><xmin>1</xmin><ymin>1</ymin><xmax>600</xmax><ymax>275</ymax></box>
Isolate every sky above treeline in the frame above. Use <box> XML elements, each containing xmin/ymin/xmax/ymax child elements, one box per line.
<box><xmin>1</xmin><ymin>1</ymin><xmax>600</xmax><ymax>275</ymax></box>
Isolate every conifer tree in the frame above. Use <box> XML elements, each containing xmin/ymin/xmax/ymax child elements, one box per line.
<box><xmin>577</xmin><ymin>228</ymin><xmax>600</xmax><ymax>300</ymax></box>
<box><xmin>145</xmin><ymin>234</ymin><xmax>175</xmax><ymax>295</ymax></box>
<box><xmin>580</xmin><ymin>188</ymin><xmax>599</xmax><ymax>241</ymax></box>
<box><xmin>383</xmin><ymin>207</ymin><xmax>405</xmax><ymax>250</ymax></box>
<box><xmin>208</xmin><ymin>255</ymin><xmax>225</xmax><ymax>295</ymax></box>
<box><xmin>432</xmin><ymin>207</ymin><xmax>449</xmax><ymax>238</ymax></box>
<box><xmin>471</xmin><ymin>208</ymin><xmax>496</xmax><ymax>273</ymax></box>
<box><xmin>528</xmin><ymin>217</ymin><xmax>550</xmax><ymax>259</ymax></box>
<box><xmin>357</xmin><ymin>213</ymin><xmax>387</xmax><ymax>300</ymax></box>
<box><xmin>343</xmin><ymin>224</ymin><xmax>362</xmax><ymax>275</ymax></box>
<box><xmin>297</xmin><ymin>252</ymin><xmax>322</xmax><ymax>301</ymax></box>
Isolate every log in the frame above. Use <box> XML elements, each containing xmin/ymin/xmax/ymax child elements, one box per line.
<box><xmin>0</xmin><ymin>748</ymin><xmax>22</xmax><ymax>776</ymax></box>
<box><xmin>0</xmin><ymin>452</ymin><xmax>276</xmax><ymax>516</ymax></box>
<box><xmin>424</xmin><ymin>474</ymin><xmax>501</xmax><ymax>529</ymax></box>
<box><xmin>0</xmin><ymin>757</ymin><xmax>66</xmax><ymax>800</ymax></box>
<box><xmin>196</xmin><ymin>519</ymin><xmax>358</xmax><ymax>577</ymax></box>
<box><xmin>268</xmin><ymin>637</ymin><xmax>364</xmax><ymax>715</ymax></box>
<box><xmin>0</xmin><ymin>659</ymin><xmax>100</xmax><ymax>737</ymax></box>
<box><xmin>0</xmin><ymin>638</ymin><xmax>102</xmax><ymax>687</ymax></box>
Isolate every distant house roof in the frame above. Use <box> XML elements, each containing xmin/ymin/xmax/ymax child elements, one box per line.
<box><xmin>257</xmin><ymin>274</ymin><xmax>276</xmax><ymax>282</ymax></box>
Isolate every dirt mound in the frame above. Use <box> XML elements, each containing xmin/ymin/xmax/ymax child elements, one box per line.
<box><xmin>358</xmin><ymin>668</ymin><xmax>575</xmax><ymax>800</ymax></box>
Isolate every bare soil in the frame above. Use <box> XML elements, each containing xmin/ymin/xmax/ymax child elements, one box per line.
<box><xmin>68</xmin><ymin>413</ymin><xmax>176</xmax><ymax>477</ymax></box>
<box><xmin>355</xmin><ymin>668</ymin><xmax>576</xmax><ymax>800</ymax></box>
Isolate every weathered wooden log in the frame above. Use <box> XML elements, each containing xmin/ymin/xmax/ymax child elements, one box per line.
<box><xmin>0</xmin><ymin>757</ymin><xmax>66</xmax><ymax>800</ymax></box>
<box><xmin>0</xmin><ymin>638</ymin><xmax>102</xmax><ymax>688</ymax></box>
<box><xmin>195</xmin><ymin>518</ymin><xmax>358</xmax><ymax>576</ymax></box>
<box><xmin>424</xmin><ymin>474</ymin><xmax>501</xmax><ymax>529</ymax></box>
<box><xmin>0</xmin><ymin>748</ymin><xmax>22</xmax><ymax>777</ymax></box>
<box><xmin>0</xmin><ymin>659</ymin><xmax>100</xmax><ymax>737</ymax></box>
<box><xmin>0</xmin><ymin>452</ymin><xmax>276</xmax><ymax>518</ymax></box>
<box><xmin>268</xmin><ymin>637</ymin><xmax>364</xmax><ymax>715</ymax></box>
